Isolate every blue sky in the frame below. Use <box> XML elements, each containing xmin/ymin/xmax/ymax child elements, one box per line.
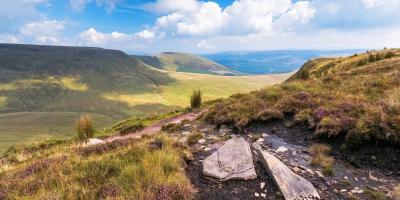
<box><xmin>1</xmin><ymin>0</ymin><xmax>400</xmax><ymax>54</ymax></box>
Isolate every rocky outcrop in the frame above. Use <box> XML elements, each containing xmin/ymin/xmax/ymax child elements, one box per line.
<box><xmin>202</xmin><ymin>137</ymin><xmax>257</xmax><ymax>181</ymax></box>
<box><xmin>255</xmin><ymin>145</ymin><xmax>320</xmax><ymax>200</ymax></box>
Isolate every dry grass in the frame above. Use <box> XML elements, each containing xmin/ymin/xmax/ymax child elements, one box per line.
<box><xmin>204</xmin><ymin>49</ymin><xmax>400</xmax><ymax>150</ymax></box>
<box><xmin>0</xmin><ymin>134</ymin><xmax>195</xmax><ymax>199</ymax></box>
<box><xmin>310</xmin><ymin>143</ymin><xmax>335</xmax><ymax>176</ymax></box>
<box><xmin>190</xmin><ymin>90</ymin><xmax>202</xmax><ymax>109</ymax></box>
<box><xmin>394</xmin><ymin>185</ymin><xmax>400</xmax><ymax>200</ymax></box>
<box><xmin>364</xmin><ymin>187</ymin><xmax>386</xmax><ymax>200</ymax></box>
<box><xmin>75</xmin><ymin>114</ymin><xmax>95</xmax><ymax>143</ymax></box>
<box><xmin>186</xmin><ymin>132</ymin><xmax>203</xmax><ymax>146</ymax></box>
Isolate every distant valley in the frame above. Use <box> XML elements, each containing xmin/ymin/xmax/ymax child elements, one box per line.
<box><xmin>0</xmin><ymin>43</ymin><xmax>290</xmax><ymax>152</ymax></box>
<box><xmin>204</xmin><ymin>50</ymin><xmax>365</xmax><ymax>74</ymax></box>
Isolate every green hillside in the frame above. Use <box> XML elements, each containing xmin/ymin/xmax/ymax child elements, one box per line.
<box><xmin>205</xmin><ymin>48</ymin><xmax>400</xmax><ymax>164</ymax></box>
<box><xmin>134</xmin><ymin>52</ymin><xmax>240</xmax><ymax>75</ymax></box>
<box><xmin>0</xmin><ymin>43</ymin><xmax>291</xmax><ymax>152</ymax></box>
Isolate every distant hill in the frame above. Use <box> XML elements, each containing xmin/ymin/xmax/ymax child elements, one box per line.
<box><xmin>0</xmin><ymin>43</ymin><xmax>174</xmax><ymax>118</ymax></box>
<box><xmin>0</xmin><ymin>43</ymin><xmax>290</xmax><ymax>152</ymax></box>
<box><xmin>204</xmin><ymin>50</ymin><xmax>365</xmax><ymax>74</ymax></box>
<box><xmin>134</xmin><ymin>52</ymin><xmax>240</xmax><ymax>76</ymax></box>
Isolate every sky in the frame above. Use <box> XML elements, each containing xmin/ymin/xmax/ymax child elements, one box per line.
<box><xmin>1</xmin><ymin>0</ymin><xmax>400</xmax><ymax>54</ymax></box>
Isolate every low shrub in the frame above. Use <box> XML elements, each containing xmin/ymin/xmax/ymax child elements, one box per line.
<box><xmin>384</xmin><ymin>51</ymin><xmax>396</xmax><ymax>58</ymax></box>
<box><xmin>257</xmin><ymin>108</ymin><xmax>284</xmax><ymax>122</ymax></box>
<box><xmin>190</xmin><ymin>90</ymin><xmax>202</xmax><ymax>109</ymax></box>
<box><xmin>116</xmin><ymin>120</ymin><xmax>144</xmax><ymax>135</ymax></box>
<box><xmin>364</xmin><ymin>187</ymin><xmax>386</xmax><ymax>200</ymax></box>
<box><xmin>276</xmin><ymin>92</ymin><xmax>315</xmax><ymax>114</ymax></box>
<box><xmin>75</xmin><ymin>114</ymin><xmax>95</xmax><ymax>143</ymax></box>
<box><xmin>294</xmin><ymin>109</ymin><xmax>312</xmax><ymax>124</ymax></box>
<box><xmin>310</xmin><ymin>143</ymin><xmax>335</xmax><ymax>176</ymax></box>
<box><xmin>186</xmin><ymin>132</ymin><xmax>203</xmax><ymax>145</ymax></box>
<box><xmin>161</xmin><ymin>123</ymin><xmax>183</xmax><ymax>133</ymax></box>
<box><xmin>315</xmin><ymin>117</ymin><xmax>341</xmax><ymax>138</ymax></box>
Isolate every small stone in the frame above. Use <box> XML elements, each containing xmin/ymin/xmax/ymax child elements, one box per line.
<box><xmin>262</xmin><ymin>133</ymin><xmax>268</xmax><ymax>137</ymax></box>
<box><xmin>260</xmin><ymin>193</ymin><xmax>266</xmax><ymax>198</ymax></box>
<box><xmin>351</xmin><ymin>187</ymin><xmax>363</xmax><ymax>194</ymax></box>
<box><xmin>257</xmin><ymin>138</ymin><xmax>265</xmax><ymax>143</ymax></box>
<box><xmin>371</xmin><ymin>156</ymin><xmax>377</xmax><ymax>160</ymax></box>
<box><xmin>260</xmin><ymin>182</ymin><xmax>265</xmax><ymax>189</ymax></box>
<box><xmin>183</xmin><ymin>124</ymin><xmax>191</xmax><ymax>127</ymax></box>
<box><xmin>198</xmin><ymin>139</ymin><xmax>206</xmax><ymax>144</ymax></box>
<box><xmin>315</xmin><ymin>171</ymin><xmax>324</xmax><ymax>178</ymax></box>
<box><xmin>361</xmin><ymin>177</ymin><xmax>367</xmax><ymax>181</ymax></box>
<box><xmin>180</xmin><ymin>131</ymin><xmax>190</xmax><ymax>135</ymax></box>
<box><xmin>334</xmin><ymin>189</ymin><xmax>339</xmax><ymax>193</ymax></box>
<box><xmin>340</xmin><ymin>189</ymin><xmax>347</xmax><ymax>193</ymax></box>
<box><xmin>293</xmin><ymin>167</ymin><xmax>300</xmax><ymax>173</ymax></box>
<box><xmin>354</xmin><ymin>177</ymin><xmax>359</xmax><ymax>182</ymax></box>
<box><xmin>255</xmin><ymin>192</ymin><xmax>260</xmax><ymax>197</ymax></box>
<box><xmin>306</xmin><ymin>169</ymin><xmax>315</xmax><ymax>175</ymax></box>
<box><xmin>276</xmin><ymin>146</ymin><xmax>289</xmax><ymax>153</ymax></box>
<box><xmin>204</xmin><ymin>147</ymin><xmax>211</xmax><ymax>151</ymax></box>
<box><xmin>343</xmin><ymin>176</ymin><xmax>348</xmax><ymax>180</ymax></box>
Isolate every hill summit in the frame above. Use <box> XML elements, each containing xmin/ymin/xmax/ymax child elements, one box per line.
<box><xmin>134</xmin><ymin>52</ymin><xmax>240</xmax><ymax>76</ymax></box>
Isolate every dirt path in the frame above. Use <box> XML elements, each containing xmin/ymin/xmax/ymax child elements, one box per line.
<box><xmin>104</xmin><ymin>110</ymin><xmax>204</xmax><ymax>143</ymax></box>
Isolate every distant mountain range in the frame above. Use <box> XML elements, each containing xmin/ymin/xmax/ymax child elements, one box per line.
<box><xmin>204</xmin><ymin>50</ymin><xmax>366</xmax><ymax>74</ymax></box>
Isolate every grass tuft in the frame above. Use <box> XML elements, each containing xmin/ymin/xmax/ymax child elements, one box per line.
<box><xmin>75</xmin><ymin>114</ymin><xmax>95</xmax><ymax>143</ymax></box>
<box><xmin>186</xmin><ymin>132</ymin><xmax>203</xmax><ymax>146</ymax></box>
<box><xmin>310</xmin><ymin>143</ymin><xmax>335</xmax><ymax>176</ymax></box>
<box><xmin>190</xmin><ymin>90</ymin><xmax>202</xmax><ymax>109</ymax></box>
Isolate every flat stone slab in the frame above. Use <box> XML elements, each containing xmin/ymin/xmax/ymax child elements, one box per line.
<box><xmin>83</xmin><ymin>138</ymin><xmax>106</xmax><ymax>147</ymax></box>
<box><xmin>259</xmin><ymin>134</ymin><xmax>311</xmax><ymax>170</ymax></box>
<box><xmin>203</xmin><ymin>137</ymin><xmax>257</xmax><ymax>181</ymax></box>
<box><xmin>256</xmin><ymin>148</ymin><xmax>320</xmax><ymax>200</ymax></box>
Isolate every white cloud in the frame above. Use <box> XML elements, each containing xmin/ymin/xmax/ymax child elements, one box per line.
<box><xmin>144</xmin><ymin>0</ymin><xmax>316</xmax><ymax>37</ymax></box>
<box><xmin>19</xmin><ymin>20</ymin><xmax>65</xmax><ymax>44</ymax></box>
<box><xmin>175</xmin><ymin>2</ymin><xmax>224</xmax><ymax>36</ymax></box>
<box><xmin>360</xmin><ymin>0</ymin><xmax>400</xmax><ymax>8</ymax></box>
<box><xmin>69</xmin><ymin>0</ymin><xmax>91</xmax><ymax>12</ymax></box>
<box><xmin>197</xmin><ymin>39</ymin><xmax>213</xmax><ymax>49</ymax></box>
<box><xmin>69</xmin><ymin>0</ymin><xmax>122</xmax><ymax>12</ymax></box>
<box><xmin>145</xmin><ymin>0</ymin><xmax>199</xmax><ymax>14</ymax></box>
<box><xmin>78</xmin><ymin>28</ymin><xmax>115</xmax><ymax>44</ymax></box>
<box><xmin>273</xmin><ymin>1</ymin><xmax>316</xmax><ymax>31</ymax></box>
<box><xmin>0</xmin><ymin>34</ymin><xmax>20</xmax><ymax>43</ymax></box>
<box><xmin>135</xmin><ymin>29</ymin><xmax>155</xmax><ymax>39</ymax></box>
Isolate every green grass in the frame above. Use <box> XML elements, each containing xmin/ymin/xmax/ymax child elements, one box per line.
<box><xmin>0</xmin><ymin>112</ymin><xmax>115</xmax><ymax>153</ymax></box>
<box><xmin>135</xmin><ymin>52</ymin><xmax>240</xmax><ymax>75</ymax></box>
<box><xmin>0</xmin><ymin>44</ymin><xmax>291</xmax><ymax>153</ymax></box>
<box><xmin>204</xmin><ymin>48</ymin><xmax>400</xmax><ymax>148</ymax></box>
<box><xmin>0</xmin><ymin>134</ymin><xmax>195</xmax><ymax>199</ymax></box>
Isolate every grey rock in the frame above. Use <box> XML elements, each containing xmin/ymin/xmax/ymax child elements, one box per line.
<box><xmin>256</xmin><ymin>149</ymin><xmax>320</xmax><ymax>200</ymax></box>
<box><xmin>203</xmin><ymin>137</ymin><xmax>257</xmax><ymax>181</ymax></box>
<box><xmin>83</xmin><ymin>138</ymin><xmax>106</xmax><ymax>147</ymax></box>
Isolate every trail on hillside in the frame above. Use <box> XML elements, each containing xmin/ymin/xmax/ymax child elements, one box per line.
<box><xmin>104</xmin><ymin>110</ymin><xmax>204</xmax><ymax>143</ymax></box>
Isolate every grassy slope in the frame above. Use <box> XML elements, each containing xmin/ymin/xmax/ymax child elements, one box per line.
<box><xmin>0</xmin><ymin>44</ymin><xmax>291</xmax><ymax>152</ymax></box>
<box><xmin>0</xmin><ymin>134</ymin><xmax>195</xmax><ymax>199</ymax></box>
<box><xmin>134</xmin><ymin>52</ymin><xmax>240</xmax><ymax>75</ymax></box>
<box><xmin>205</xmin><ymin>49</ymin><xmax>400</xmax><ymax>150</ymax></box>
<box><xmin>0</xmin><ymin>112</ymin><xmax>115</xmax><ymax>153</ymax></box>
